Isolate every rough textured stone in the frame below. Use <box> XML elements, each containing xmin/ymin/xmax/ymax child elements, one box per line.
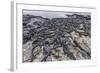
<box><xmin>22</xmin><ymin>12</ymin><xmax>91</xmax><ymax>62</ymax></box>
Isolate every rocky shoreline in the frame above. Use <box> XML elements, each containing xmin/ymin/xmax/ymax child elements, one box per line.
<box><xmin>22</xmin><ymin>13</ymin><xmax>91</xmax><ymax>62</ymax></box>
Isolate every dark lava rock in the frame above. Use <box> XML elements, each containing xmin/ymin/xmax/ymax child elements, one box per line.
<box><xmin>22</xmin><ymin>13</ymin><xmax>91</xmax><ymax>62</ymax></box>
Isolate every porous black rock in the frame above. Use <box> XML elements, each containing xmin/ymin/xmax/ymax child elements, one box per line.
<box><xmin>23</xmin><ymin>13</ymin><xmax>91</xmax><ymax>62</ymax></box>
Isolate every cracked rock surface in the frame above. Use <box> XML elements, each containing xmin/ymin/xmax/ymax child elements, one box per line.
<box><xmin>22</xmin><ymin>11</ymin><xmax>91</xmax><ymax>62</ymax></box>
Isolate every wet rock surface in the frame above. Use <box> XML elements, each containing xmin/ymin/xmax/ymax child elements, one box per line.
<box><xmin>22</xmin><ymin>12</ymin><xmax>91</xmax><ymax>62</ymax></box>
